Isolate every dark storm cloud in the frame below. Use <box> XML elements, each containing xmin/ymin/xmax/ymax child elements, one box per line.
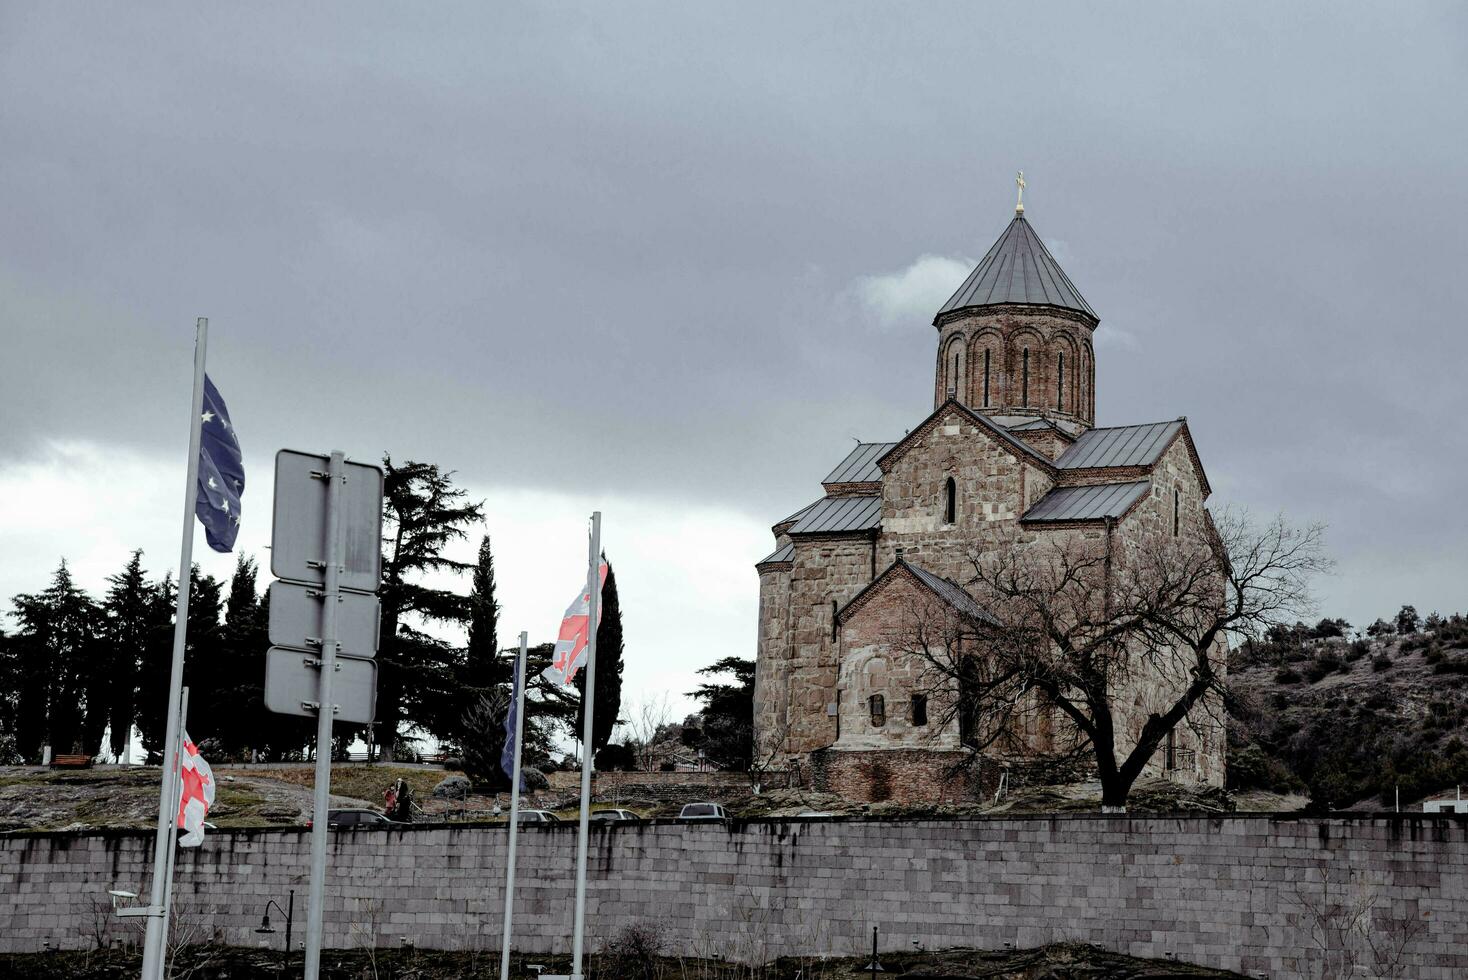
<box><xmin>2</xmin><ymin>2</ymin><xmax>1465</xmax><ymax>625</ymax></box>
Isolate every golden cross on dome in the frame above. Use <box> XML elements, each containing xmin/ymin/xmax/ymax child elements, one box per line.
<box><xmin>1015</xmin><ymin>170</ymin><xmax>1026</xmax><ymax>214</ymax></box>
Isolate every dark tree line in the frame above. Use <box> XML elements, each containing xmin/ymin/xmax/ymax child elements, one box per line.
<box><xmin>0</xmin><ymin>457</ymin><xmax>627</xmax><ymax>768</ymax></box>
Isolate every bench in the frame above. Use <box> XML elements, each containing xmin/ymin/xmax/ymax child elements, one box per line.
<box><xmin>50</xmin><ymin>754</ymin><xmax>93</xmax><ymax>769</ymax></box>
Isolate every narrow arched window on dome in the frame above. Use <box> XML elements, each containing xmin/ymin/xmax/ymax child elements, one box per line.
<box><xmin>1022</xmin><ymin>348</ymin><xmax>1030</xmax><ymax>406</ymax></box>
<box><xmin>1056</xmin><ymin>352</ymin><xmax>1065</xmax><ymax>411</ymax></box>
<box><xmin>983</xmin><ymin>348</ymin><xmax>991</xmax><ymax>407</ymax></box>
<box><xmin>944</xmin><ymin>477</ymin><xmax>957</xmax><ymax>525</ymax></box>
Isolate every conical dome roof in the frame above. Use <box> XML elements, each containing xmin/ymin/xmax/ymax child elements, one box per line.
<box><xmin>936</xmin><ymin>213</ymin><xmax>1096</xmax><ymax>323</ymax></box>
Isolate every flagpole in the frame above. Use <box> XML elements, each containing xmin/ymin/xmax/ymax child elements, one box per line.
<box><xmin>571</xmin><ymin>511</ymin><xmax>601</xmax><ymax>980</ymax></box>
<box><xmin>499</xmin><ymin>631</ymin><xmax>530</xmax><ymax>980</ymax></box>
<box><xmin>140</xmin><ymin>318</ymin><xmax>208</xmax><ymax>980</ymax></box>
<box><xmin>153</xmin><ymin>686</ymin><xmax>189</xmax><ymax>980</ymax></box>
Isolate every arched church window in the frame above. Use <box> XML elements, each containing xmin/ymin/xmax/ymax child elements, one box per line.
<box><xmin>1056</xmin><ymin>352</ymin><xmax>1065</xmax><ymax>411</ymax></box>
<box><xmin>1022</xmin><ymin>348</ymin><xmax>1030</xmax><ymax>406</ymax></box>
<box><xmin>983</xmin><ymin>348</ymin><xmax>992</xmax><ymax>407</ymax></box>
<box><xmin>869</xmin><ymin>694</ymin><xmax>886</xmax><ymax>727</ymax></box>
<box><xmin>1173</xmin><ymin>488</ymin><xmax>1180</xmax><ymax>537</ymax></box>
<box><xmin>944</xmin><ymin>477</ymin><xmax>956</xmax><ymax>525</ymax></box>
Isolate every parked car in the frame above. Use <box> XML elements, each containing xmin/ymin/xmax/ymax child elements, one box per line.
<box><xmin>588</xmin><ymin>808</ymin><xmax>639</xmax><ymax>823</ymax></box>
<box><xmin>307</xmin><ymin>808</ymin><xmax>394</xmax><ymax>830</ymax></box>
<box><xmin>515</xmin><ymin>809</ymin><xmax>561</xmax><ymax>824</ymax></box>
<box><xmin>677</xmin><ymin>802</ymin><xmax>729</xmax><ymax>822</ymax></box>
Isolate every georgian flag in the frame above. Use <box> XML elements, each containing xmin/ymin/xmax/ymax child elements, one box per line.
<box><xmin>175</xmin><ymin>733</ymin><xmax>216</xmax><ymax>848</ymax></box>
<box><xmin>195</xmin><ymin>374</ymin><xmax>244</xmax><ymax>553</ymax></box>
<box><xmin>540</xmin><ymin>561</ymin><xmax>608</xmax><ymax>689</ymax></box>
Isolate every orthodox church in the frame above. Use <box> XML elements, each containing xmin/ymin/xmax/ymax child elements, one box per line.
<box><xmin>752</xmin><ymin>188</ymin><xmax>1224</xmax><ymax>802</ymax></box>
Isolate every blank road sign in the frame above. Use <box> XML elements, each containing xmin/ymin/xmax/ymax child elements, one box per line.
<box><xmin>267</xmin><ymin>581</ymin><xmax>380</xmax><ymax>659</ymax></box>
<box><xmin>270</xmin><ymin>450</ymin><xmax>383</xmax><ymax>593</ymax></box>
<box><xmin>264</xmin><ymin>647</ymin><xmax>378</xmax><ymax>725</ymax></box>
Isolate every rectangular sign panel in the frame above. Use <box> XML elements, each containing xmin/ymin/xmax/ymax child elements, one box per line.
<box><xmin>270</xmin><ymin>449</ymin><xmax>383</xmax><ymax>593</ymax></box>
<box><xmin>267</xmin><ymin>581</ymin><xmax>380</xmax><ymax>659</ymax></box>
<box><xmin>264</xmin><ymin>647</ymin><xmax>378</xmax><ymax>725</ymax></box>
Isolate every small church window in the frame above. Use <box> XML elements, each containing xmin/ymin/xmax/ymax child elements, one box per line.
<box><xmin>1056</xmin><ymin>352</ymin><xmax>1065</xmax><ymax>411</ymax></box>
<box><xmin>983</xmin><ymin>348</ymin><xmax>991</xmax><ymax>406</ymax></box>
<box><xmin>869</xmin><ymin>694</ymin><xmax>886</xmax><ymax>727</ymax></box>
<box><xmin>1173</xmin><ymin>488</ymin><xmax>1180</xmax><ymax>537</ymax></box>
<box><xmin>1021</xmin><ymin>348</ymin><xmax>1030</xmax><ymax>406</ymax></box>
<box><xmin>910</xmin><ymin>694</ymin><xmax>928</xmax><ymax>727</ymax></box>
<box><xmin>943</xmin><ymin>477</ymin><xmax>956</xmax><ymax>525</ymax></box>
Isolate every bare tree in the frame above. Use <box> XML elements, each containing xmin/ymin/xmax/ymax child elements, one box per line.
<box><xmin>619</xmin><ymin>692</ymin><xmax>674</xmax><ymax>771</ymax></box>
<box><xmin>903</xmin><ymin>508</ymin><xmax>1329</xmax><ymax>809</ymax></box>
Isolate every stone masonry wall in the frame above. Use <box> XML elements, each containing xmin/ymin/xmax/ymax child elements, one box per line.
<box><xmin>5</xmin><ymin>816</ymin><xmax>1468</xmax><ymax>977</ymax></box>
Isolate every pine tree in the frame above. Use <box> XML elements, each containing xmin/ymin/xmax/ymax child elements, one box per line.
<box><xmin>0</xmin><ymin>626</ymin><xmax>20</xmax><ymax>763</ymax></box>
<box><xmin>575</xmin><ymin>557</ymin><xmax>624</xmax><ymax>754</ymax></box>
<box><xmin>377</xmin><ymin>457</ymin><xmax>484</xmax><ymax>760</ymax></box>
<box><xmin>213</xmin><ymin>555</ymin><xmax>267</xmax><ymax>758</ymax></box>
<box><xmin>100</xmin><ymin>551</ymin><xmax>153</xmax><ymax>760</ymax></box>
<box><xmin>12</xmin><ymin>561</ymin><xmax>101</xmax><ymax>757</ymax></box>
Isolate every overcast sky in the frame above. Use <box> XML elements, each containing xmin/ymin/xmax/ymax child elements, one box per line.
<box><xmin>3</xmin><ymin>3</ymin><xmax>1466</xmax><ymax>725</ymax></box>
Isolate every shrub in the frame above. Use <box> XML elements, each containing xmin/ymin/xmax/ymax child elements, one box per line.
<box><xmin>1275</xmin><ymin>667</ymin><xmax>1302</xmax><ymax>684</ymax></box>
<box><xmin>1305</xmin><ymin>653</ymin><xmax>1342</xmax><ymax>683</ymax></box>
<box><xmin>602</xmin><ymin>923</ymin><xmax>666</xmax><ymax>980</ymax></box>
<box><xmin>1424</xmin><ymin>648</ymin><xmax>1444</xmax><ymax>665</ymax></box>
<box><xmin>595</xmin><ymin>743</ymin><xmax>637</xmax><ymax>771</ymax></box>
<box><xmin>1431</xmin><ymin>656</ymin><xmax>1468</xmax><ymax>675</ymax></box>
<box><xmin>1372</xmin><ymin>653</ymin><xmax>1393</xmax><ymax>673</ymax></box>
<box><xmin>1346</xmin><ymin>639</ymin><xmax>1371</xmax><ymax>662</ymax></box>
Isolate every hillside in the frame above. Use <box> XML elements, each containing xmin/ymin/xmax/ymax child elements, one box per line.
<box><xmin>1227</xmin><ymin>613</ymin><xmax>1468</xmax><ymax>809</ymax></box>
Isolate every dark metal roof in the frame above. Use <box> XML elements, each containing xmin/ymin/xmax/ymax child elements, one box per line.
<box><xmin>823</xmin><ymin>442</ymin><xmax>897</xmax><ymax>484</ymax></box>
<box><xmin>937</xmin><ymin>214</ymin><xmax>1096</xmax><ymax>321</ymax></box>
<box><xmin>775</xmin><ymin>500</ymin><xmax>818</xmax><ymax>528</ymax></box>
<box><xmin>1022</xmin><ymin>480</ymin><xmax>1151</xmax><ymax>523</ymax></box>
<box><xmin>757</xmin><ymin>542</ymin><xmax>795</xmax><ymax>565</ymax></box>
<box><xmin>1056</xmin><ymin>420</ymin><xmax>1183</xmax><ymax>469</ymax></box>
<box><xmin>787</xmin><ymin>495</ymin><xmax>882</xmax><ymax>535</ymax></box>
<box><xmin>1004</xmin><ymin>417</ymin><xmax>1062</xmax><ymax>432</ymax></box>
<box><xmin>971</xmin><ymin>410</ymin><xmax>1058</xmax><ymax>467</ymax></box>
<box><xmin>902</xmin><ymin>561</ymin><xmax>999</xmax><ymax>624</ymax></box>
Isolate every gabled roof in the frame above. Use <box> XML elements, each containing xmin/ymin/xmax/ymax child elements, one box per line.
<box><xmin>787</xmin><ymin>495</ymin><xmax>882</xmax><ymax>535</ymax></box>
<box><xmin>936</xmin><ymin>214</ymin><xmax>1097</xmax><ymax>323</ymax></box>
<box><xmin>838</xmin><ymin>558</ymin><xmax>998</xmax><ymax>626</ymax></box>
<box><xmin>1056</xmin><ymin>420</ymin><xmax>1183</xmax><ymax>469</ymax></box>
<box><xmin>1022</xmin><ymin>480</ymin><xmax>1151</xmax><ymax>523</ymax></box>
<box><xmin>877</xmin><ymin>398</ymin><xmax>1058</xmax><ymax>473</ymax></box>
<box><xmin>823</xmin><ymin>442</ymin><xmax>897</xmax><ymax>485</ymax></box>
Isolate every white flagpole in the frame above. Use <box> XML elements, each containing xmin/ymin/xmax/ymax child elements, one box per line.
<box><xmin>571</xmin><ymin>512</ymin><xmax>601</xmax><ymax>980</ymax></box>
<box><xmin>140</xmin><ymin>318</ymin><xmax>208</xmax><ymax>980</ymax></box>
<box><xmin>153</xmin><ymin>686</ymin><xmax>189</xmax><ymax>980</ymax></box>
<box><xmin>499</xmin><ymin>631</ymin><xmax>530</xmax><ymax>980</ymax></box>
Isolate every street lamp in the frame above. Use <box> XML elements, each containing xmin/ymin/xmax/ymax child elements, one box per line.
<box><xmin>254</xmin><ymin>890</ymin><xmax>294</xmax><ymax>953</ymax></box>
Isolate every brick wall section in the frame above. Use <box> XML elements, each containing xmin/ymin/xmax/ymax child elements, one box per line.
<box><xmin>5</xmin><ymin>816</ymin><xmax>1468</xmax><ymax>977</ymax></box>
<box><xmin>934</xmin><ymin>307</ymin><xmax>1096</xmax><ymax>427</ymax></box>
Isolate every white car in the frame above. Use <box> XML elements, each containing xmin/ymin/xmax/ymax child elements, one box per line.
<box><xmin>677</xmin><ymin>802</ymin><xmax>729</xmax><ymax>822</ymax></box>
<box><xmin>514</xmin><ymin>809</ymin><xmax>560</xmax><ymax>824</ymax></box>
<box><xmin>588</xmin><ymin>808</ymin><xmax>640</xmax><ymax>823</ymax></box>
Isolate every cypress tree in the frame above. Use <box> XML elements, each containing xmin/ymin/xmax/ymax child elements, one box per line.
<box><xmin>464</xmin><ymin>535</ymin><xmax>503</xmax><ymax>692</ymax></box>
<box><xmin>136</xmin><ymin>573</ymin><xmax>177</xmax><ymax>762</ymax></box>
<box><xmin>180</xmin><ymin>566</ymin><xmax>225</xmax><ymax>745</ymax></box>
<box><xmin>100</xmin><ymin>551</ymin><xmax>153</xmax><ymax>760</ymax></box>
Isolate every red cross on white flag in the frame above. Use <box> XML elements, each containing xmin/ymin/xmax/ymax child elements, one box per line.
<box><xmin>541</xmin><ymin>561</ymin><xmax>608</xmax><ymax>689</ymax></box>
<box><xmin>176</xmin><ymin>733</ymin><xmax>216</xmax><ymax>847</ymax></box>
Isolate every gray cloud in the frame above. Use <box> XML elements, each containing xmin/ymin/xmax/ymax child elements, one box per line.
<box><xmin>2</xmin><ymin>1</ymin><xmax>1466</xmax><ymax>632</ymax></box>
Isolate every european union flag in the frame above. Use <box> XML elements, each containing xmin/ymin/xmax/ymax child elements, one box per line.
<box><xmin>195</xmin><ymin>374</ymin><xmax>244</xmax><ymax>553</ymax></box>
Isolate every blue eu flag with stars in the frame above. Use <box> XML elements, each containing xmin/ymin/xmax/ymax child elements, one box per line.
<box><xmin>195</xmin><ymin>374</ymin><xmax>244</xmax><ymax>553</ymax></box>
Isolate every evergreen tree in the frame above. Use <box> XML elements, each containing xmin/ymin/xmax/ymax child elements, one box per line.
<box><xmin>12</xmin><ymin>561</ymin><xmax>101</xmax><ymax>757</ymax></box>
<box><xmin>464</xmin><ymin>535</ymin><xmax>504</xmax><ymax>692</ymax></box>
<box><xmin>214</xmin><ymin>555</ymin><xmax>267</xmax><ymax>758</ymax></box>
<box><xmin>0</xmin><ymin>626</ymin><xmax>20</xmax><ymax>763</ymax></box>
<box><xmin>136</xmin><ymin>573</ymin><xmax>177</xmax><ymax>762</ymax></box>
<box><xmin>575</xmin><ymin>557</ymin><xmax>624</xmax><ymax>753</ymax></box>
<box><xmin>377</xmin><ymin>457</ymin><xmax>483</xmax><ymax>760</ymax></box>
<box><xmin>687</xmin><ymin>656</ymin><xmax>756</xmax><ymax>771</ymax></box>
<box><xmin>180</xmin><ymin>566</ymin><xmax>225</xmax><ymax>744</ymax></box>
<box><xmin>100</xmin><ymin>551</ymin><xmax>154</xmax><ymax>760</ymax></box>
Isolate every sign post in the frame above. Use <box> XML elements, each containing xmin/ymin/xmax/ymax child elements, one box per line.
<box><xmin>263</xmin><ymin>449</ymin><xmax>382</xmax><ymax>980</ymax></box>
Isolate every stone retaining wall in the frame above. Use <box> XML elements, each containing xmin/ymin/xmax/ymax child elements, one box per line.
<box><xmin>4</xmin><ymin>814</ymin><xmax>1467</xmax><ymax>977</ymax></box>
